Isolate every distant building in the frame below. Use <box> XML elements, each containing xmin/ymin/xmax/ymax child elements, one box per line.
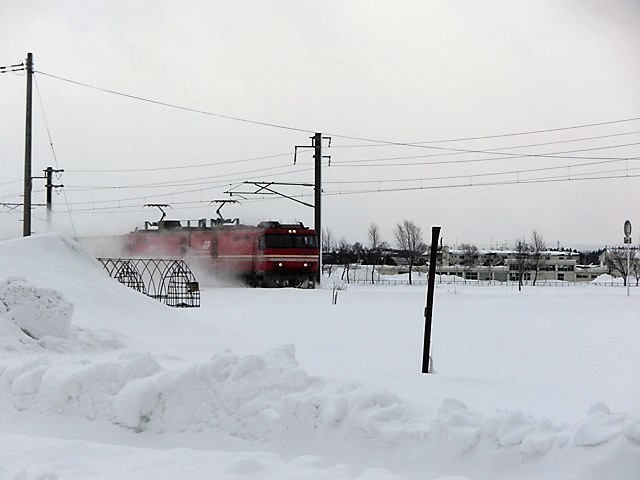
<box><xmin>434</xmin><ymin>246</ymin><xmax>588</xmax><ymax>282</ymax></box>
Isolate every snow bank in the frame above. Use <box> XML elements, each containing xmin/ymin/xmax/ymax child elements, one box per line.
<box><xmin>1</xmin><ymin>352</ymin><xmax>160</xmax><ymax>421</ymax></box>
<box><xmin>592</xmin><ymin>273</ymin><xmax>624</xmax><ymax>285</ymax></box>
<box><xmin>0</xmin><ymin>277</ymin><xmax>73</xmax><ymax>340</ymax></box>
<box><xmin>0</xmin><ymin>276</ymin><xmax>123</xmax><ymax>354</ymax></box>
<box><xmin>3</xmin><ymin>342</ymin><xmax>639</xmax><ymax>473</ymax></box>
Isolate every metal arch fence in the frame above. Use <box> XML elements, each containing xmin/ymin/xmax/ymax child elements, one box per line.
<box><xmin>97</xmin><ymin>258</ymin><xmax>200</xmax><ymax>307</ymax></box>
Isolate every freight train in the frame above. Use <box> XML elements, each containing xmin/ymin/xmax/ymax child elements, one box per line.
<box><xmin>125</xmin><ymin>212</ymin><xmax>319</xmax><ymax>288</ymax></box>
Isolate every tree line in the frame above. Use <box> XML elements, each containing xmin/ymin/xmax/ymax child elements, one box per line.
<box><xmin>322</xmin><ymin>220</ymin><xmax>427</xmax><ymax>285</ymax></box>
<box><xmin>322</xmin><ymin>222</ymin><xmax>640</xmax><ymax>287</ymax></box>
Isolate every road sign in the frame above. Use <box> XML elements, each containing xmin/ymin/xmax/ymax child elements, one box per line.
<box><xmin>624</xmin><ymin>219</ymin><xmax>632</xmax><ymax>237</ymax></box>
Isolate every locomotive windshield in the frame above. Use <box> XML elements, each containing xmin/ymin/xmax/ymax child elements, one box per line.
<box><xmin>263</xmin><ymin>234</ymin><xmax>318</xmax><ymax>249</ymax></box>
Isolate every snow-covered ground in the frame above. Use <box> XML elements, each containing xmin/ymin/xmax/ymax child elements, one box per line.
<box><xmin>1</xmin><ymin>235</ymin><xmax>639</xmax><ymax>480</ymax></box>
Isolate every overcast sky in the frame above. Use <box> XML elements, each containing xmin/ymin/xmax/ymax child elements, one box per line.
<box><xmin>1</xmin><ymin>0</ymin><xmax>639</xmax><ymax>249</ymax></box>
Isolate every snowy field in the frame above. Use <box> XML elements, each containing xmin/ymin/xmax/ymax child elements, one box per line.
<box><xmin>1</xmin><ymin>235</ymin><xmax>639</xmax><ymax>480</ymax></box>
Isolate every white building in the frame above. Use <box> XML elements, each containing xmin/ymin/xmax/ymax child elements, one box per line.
<box><xmin>436</xmin><ymin>247</ymin><xmax>585</xmax><ymax>282</ymax></box>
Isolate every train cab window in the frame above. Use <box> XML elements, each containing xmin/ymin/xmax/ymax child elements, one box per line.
<box><xmin>294</xmin><ymin>235</ymin><xmax>318</xmax><ymax>248</ymax></box>
<box><xmin>264</xmin><ymin>235</ymin><xmax>293</xmax><ymax>248</ymax></box>
<box><xmin>264</xmin><ymin>234</ymin><xmax>318</xmax><ymax>248</ymax></box>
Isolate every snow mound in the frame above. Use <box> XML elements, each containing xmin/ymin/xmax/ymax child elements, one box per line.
<box><xmin>0</xmin><ymin>277</ymin><xmax>73</xmax><ymax>340</ymax></box>
<box><xmin>1</xmin><ymin>352</ymin><xmax>161</xmax><ymax>421</ymax></box>
<box><xmin>3</xmin><ymin>342</ymin><xmax>639</xmax><ymax>470</ymax></box>
<box><xmin>591</xmin><ymin>274</ymin><xmax>623</xmax><ymax>284</ymax></box>
<box><xmin>0</xmin><ymin>276</ymin><xmax>123</xmax><ymax>354</ymax></box>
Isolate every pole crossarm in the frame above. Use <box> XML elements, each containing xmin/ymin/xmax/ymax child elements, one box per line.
<box><xmin>0</xmin><ymin>62</ymin><xmax>25</xmax><ymax>74</ymax></box>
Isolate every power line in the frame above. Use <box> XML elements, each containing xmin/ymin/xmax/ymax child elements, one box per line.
<box><xmin>35</xmin><ymin>70</ymin><xmax>640</xmax><ymax>153</ymax></box>
<box><xmin>328</xmin><ymin>142</ymin><xmax>640</xmax><ymax>167</ymax></box>
<box><xmin>35</xmin><ymin>70</ymin><xmax>315</xmax><ymax>135</ymax></box>
<box><xmin>327</xmin><ymin>118</ymin><xmax>640</xmax><ymax>148</ymax></box>
<box><xmin>63</xmin><ymin>131</ymin><xmax>640</xmax><ymax>174</ymax></box>
<box><xmin>328</xmin><ymin>145</ymin><xmax>640</xmax><ymax>169</ymax></box>
<box><xmin>331</xmin><ymin>130</ymin><xmax>640</xmax><ymax>160</ymax></box>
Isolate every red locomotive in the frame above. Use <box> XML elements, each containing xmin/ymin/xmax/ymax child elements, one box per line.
<box><xmin>125</xmin><ymin>205</ymin><xmax>319</xmax><ymax>288</ymax></box>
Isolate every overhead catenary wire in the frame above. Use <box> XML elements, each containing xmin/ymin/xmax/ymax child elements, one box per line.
<box><xmin>63</xmin><ymin>131</ymin><xmax>640</xmax><ymax>174</ymax></box>
<box><xmin>59</xmin><ymin>167</ymin><xmax>316</xmax><ymax>206</ymax></box>
<box><xmin>63</xmin><ymin>163</ymin><xmax>307</xmax><ymax>191</ymax></box>
<box><xmin>56</xmin><ymin>154</ymin><xmax>637</xmax><ymax>208</ymax></box>
<box><xmin>21</xmin><ymin>69</ymin><xmax>640</xmax><ymax>227</ymax></box>
<box><xmin>65</xmin><ymin>152</ymin><xmax>295</xmax><ymax>174</ymax></box>
<box><xmin>53</xmin><ymin>169</ymin><xmax>640</xmax><ymax>215</ymax></box>
<box><xmin>322</xmin><ymin>158</ymin><xmax>640</xmax><ymax>185</ymax></box>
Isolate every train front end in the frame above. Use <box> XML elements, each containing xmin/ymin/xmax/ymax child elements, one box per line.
<box><xmin>255</xmin><ymin>221</ymin><xmax>319</xmax><ymax>288</ymax></box>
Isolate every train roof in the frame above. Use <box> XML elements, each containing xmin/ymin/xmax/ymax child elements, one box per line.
<box><xmin>133</xmin><ymin>219</ymin><xmax>315</xmax><ymax>233</ymax></box>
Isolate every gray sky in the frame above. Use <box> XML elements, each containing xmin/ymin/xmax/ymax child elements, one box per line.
<box><xmin>1</xmin><ymin>0</ymin><xmax>639</xmax><ymax>249</ymax></box>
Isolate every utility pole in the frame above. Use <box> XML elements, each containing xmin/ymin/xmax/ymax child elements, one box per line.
<box><xmin>313</xmin><ymin>132</ymin><xmax>323</xmax><ymax>283</ymax></box>
<box><xmin>292</xmin><ymin>133</ymin><xmax>330</xmax><ymax>284</ymax></box>
<box><xmin>624</xmin><ymin>220</ymin><xmax>632</xmax><ymax>297</ymax></box>
<box><xmin>44</xmin><ymin>167</ymin><xmax>64</xmax><ymax>230</ymax></box>
<box><xmin>23</xmin><ymin>52</ymin><xmax>34</xmax><ymax>237</ymax></box>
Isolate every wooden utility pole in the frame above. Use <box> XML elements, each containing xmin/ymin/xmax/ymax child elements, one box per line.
<box><xmin>23</xmin><ymin>52</ymin><xmax>33</xmax><ymax>237</ymax></box>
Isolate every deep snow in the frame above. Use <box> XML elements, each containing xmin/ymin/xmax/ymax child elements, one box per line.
<box><xmin>1</xmin><ymin>235</ymin><xmax>639</xmax><ymax>480</ymax></box>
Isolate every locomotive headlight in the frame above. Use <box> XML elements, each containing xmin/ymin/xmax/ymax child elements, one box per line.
<box><xmin>278</xmin><ymin>262</ymin><xmax>283</xmax><ymax>267</ymax></box>
<box><xmin>303</xmin><ymin>262</ymin><xmax>308</xmax><ymax>267</ymax></box>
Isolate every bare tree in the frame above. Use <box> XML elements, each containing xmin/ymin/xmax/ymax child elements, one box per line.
<box><xmin>321</xmin><ymin>228</ymin><xmax>337</xmax><ymax>276</ymax></box>
<box><xmin>632</xmin><ymin>253</ymin><xmax>640</xmax><ymax>287</ymax></box>
<box><xmin>337</xmin><ymin>238</ymin><xmax>352</xmax><ymax>282</ymax></box>
<box><xmin>460</xmin><ymin>243</ymin><xmax>479</xmax><ymax>281</ymax></box>
<box><xmin>530</xmin><ymin>230</ymin><xmax>547</xmax><ymax>286</ymax></box>
<box><xmin>605</xmin><ymin>247</ymin><xmax>636</xmax><ymax>286</ymax></box>
<box><xmin>322</xmin><ymin>227</ymin><xmax>336</xmax><ymax>254</ymax></box>
<box><xmin>368</xmin><ymin>223</ymin><xmax>382</xmax><ymax>284</ymax></box>
<box><xmin>394</xmin><ymin>220</ymin><xmax>427</xmax><ymax>285</ymax></box>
